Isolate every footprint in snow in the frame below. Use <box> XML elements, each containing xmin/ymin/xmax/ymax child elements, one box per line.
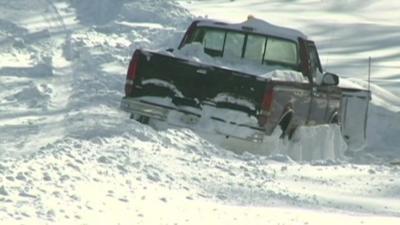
<box><xmin>0</xmin><ymin>186</ymin><xmax>9</xmax><ymax>196</ymax></box>
<box><xmin>97</xmin><ymin>156</ymin><xmax>111</xmax><ymax>164</ymax></box>
<box><xmin>15</xmin><ymin>172</ymin><xmax>27</xmax><ymax>181</ymax></box>
<box><xmin>19</xmin><ymin>191</ymin><xmax>36</xmax><ymax>198</ymax></box>
<box><xmin>43</xmin><ymin>173</ymin><xmax>51</xmax><ymax>181</ymax></box>
<box><xmin>118</xmin><ymin>197</ymin><xmax>129</xmax><ymax>203</ymax></box>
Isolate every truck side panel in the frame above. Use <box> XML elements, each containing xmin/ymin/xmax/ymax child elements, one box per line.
<box><xmin>263</xmin><ymin>82</ymin><xmax>312</xmax><ymax>134</ymax></box>
<box><xmin>265</xmin><ymin>82</ymin><xmax>341</xmax><ymax>135</ymax></box>
<box><xmin>308</xmin><ymin>85</ymin><xmax>342</xmax><ymax>125</ymax></box>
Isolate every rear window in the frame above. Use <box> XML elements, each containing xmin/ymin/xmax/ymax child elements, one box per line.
<box><xmin>224</xmin><ymin>32</ymin><xmax>245</xmax><ymax>59</ymax></box>
<box><xmin>244</xmin><ymin>35</ymin><xmax>266</xmax><ymax>63</ymax></box>
<box><xmin>203</xmin><ymin>30</ymin><xmax>224</xmax><ymax>52</ymax></box>
<box><xmin>188</xmin><ymin>27</ymin><xmax>299</xmax><ymax>66</ymax></box>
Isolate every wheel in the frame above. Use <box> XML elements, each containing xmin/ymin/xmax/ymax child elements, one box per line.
<box><xmin>137</xmin><ymin>115</ymin><xmax>150</xmax><ymax>124</ymax></box>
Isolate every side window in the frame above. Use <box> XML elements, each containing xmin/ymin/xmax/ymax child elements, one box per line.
<box><xmin>308</xmin><ymin>45</ymin><xmax>322</xmax><ymax>79</ymax></box>
<box><xmin>264</xmin><ymin>38</ymin><xmax>298</xmax><ymax>65</ymax></box>
<box><xmin>203</xmin><ymin>30</ymin><xmax>225</xmax><ymax>52</ymax></box>
<box><xmin>224</xmin><ymin>32</ymin><xmax>245</xmax><ymax>59</ymax></box>
<box><xmin>244</xmin><ymin>35</ymin><xmax>266</xmax><ymax>62</ymax></box>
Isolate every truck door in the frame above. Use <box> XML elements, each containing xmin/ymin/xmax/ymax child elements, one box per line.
<box><xmin>304</xmin><ymin>41</ymin><xmax>330</xmax><ymax>125</ymax></box>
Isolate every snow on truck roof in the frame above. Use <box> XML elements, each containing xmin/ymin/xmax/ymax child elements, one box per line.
<box><xmin>196</xmin><ymin>17</ymin><xmax>307</xmax><ymax>42</ymax></box>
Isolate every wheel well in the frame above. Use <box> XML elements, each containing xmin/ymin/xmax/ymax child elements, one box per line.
<box><xmin>278</xmin><ymin>109</ymin><xmax>294</xmax><ymax>138</ymax></box>
<box><xmin>329</xmin><ymin>110</ymin><xmax>339</xmax><ymax>124</ymax></box>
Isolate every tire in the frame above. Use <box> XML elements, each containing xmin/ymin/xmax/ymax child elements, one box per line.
<box><xmin>279</xmin><ymin>111</ymin><xmax>294</xmax><ymax>139</ymax></box>
<box><xmin>137</xmin><ymin>115</ymin><xmax>150</xmax><ymax>125</ymax></box>
<box><xmin>130</xmin><ymin>114</ymin><xmax>150</xmax><ymax>125</ymax></box>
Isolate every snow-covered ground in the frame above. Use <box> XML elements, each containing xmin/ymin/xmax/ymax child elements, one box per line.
<box><xmin>0</xmin><ymin>0</ymin><xmax>399</xmax><ymax>224</ymax></box>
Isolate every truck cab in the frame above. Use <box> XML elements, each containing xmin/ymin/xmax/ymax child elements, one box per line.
<box><xmin>178</xmin><ymin>17</ymin><xmax>326</xmax><ymax>85</ymax></box>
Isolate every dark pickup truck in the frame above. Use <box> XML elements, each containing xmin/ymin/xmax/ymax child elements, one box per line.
<box><xmin>121</xmin><ymin>17</ymin><xmax>370</xmax><ymax>154</ymax></box>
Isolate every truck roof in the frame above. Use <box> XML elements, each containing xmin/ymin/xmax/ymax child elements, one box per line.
<box><xmin>196</xmin><ymin>17</ymin><xmax>307</xmax><ymax>42</ymax></box>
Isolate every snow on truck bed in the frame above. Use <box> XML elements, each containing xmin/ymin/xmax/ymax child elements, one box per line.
<box><xmin>161</xmin><ymin>42</ymin><xmax>308</xmax><ymax>82</ymax></box>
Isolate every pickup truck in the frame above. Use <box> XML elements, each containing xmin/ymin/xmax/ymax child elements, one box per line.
<box><xmin>120</xmin><ymin>17</ymin><xmax>370</xmax><ymax>154</ymax></box>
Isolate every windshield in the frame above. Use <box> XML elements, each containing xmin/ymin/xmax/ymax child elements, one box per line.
<box><xmin>186</xmin><ymin>27</ymin><xmax>299</xmax><ymax>67</ymax></box>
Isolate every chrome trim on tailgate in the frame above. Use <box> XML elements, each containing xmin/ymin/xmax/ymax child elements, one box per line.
<box><xmin>120</xmin><ymin>98</ymin><xmax>169</xmax><ymax>120</ymax></box>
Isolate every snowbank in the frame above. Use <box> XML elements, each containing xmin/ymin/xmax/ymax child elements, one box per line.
<box><xmin>71</xmin><ymin>0</ymin><xmax>191</xmax><ymax>27</ymax></box>
<box><xmin>1</xmin><ymin>129</ymin><xmax>399</xmax><ymax>224</ymax></box>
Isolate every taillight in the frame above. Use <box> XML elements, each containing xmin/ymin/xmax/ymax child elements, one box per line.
<box><xmin>258</xmin><ymin>87</ymin><xmax>274</xmax><ymax>126</ymax></box>
<box><xmin>125</xmin><ymin>50</ymin><xmax>139</xmax><ymax>96</ymax></box>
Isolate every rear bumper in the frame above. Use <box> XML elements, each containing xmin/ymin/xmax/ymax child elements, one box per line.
<box><xmin>120</xmin><ymin>97</ymin><xmax>170</xmax><ymax>121</ymax></box>
<box><xmin>120</xmin><ymin>97</ymin><xmax>272</xmax><ymax>151</ymax></box>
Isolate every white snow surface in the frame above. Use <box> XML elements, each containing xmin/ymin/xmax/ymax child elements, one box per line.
<box><xmin>197</xmin><ymin>17</ymin><xmax>308</xmax><ymax>41</ymax></box>
<box><xmin>0</xmin><ymin>0</ymin><xmax>399</xmax><ymax>224</ymax></box>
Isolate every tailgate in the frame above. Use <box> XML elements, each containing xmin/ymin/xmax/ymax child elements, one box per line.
<box><xmin>128</xmin><ymin>50</ymin><xmax>269</xmax><ymax>115</ymax></box>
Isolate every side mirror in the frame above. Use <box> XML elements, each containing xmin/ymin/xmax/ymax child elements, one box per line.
<box><xmin>321</xmin><ymin>72</ymin><xmax>339</xmax><ymax>86</ymax></box>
